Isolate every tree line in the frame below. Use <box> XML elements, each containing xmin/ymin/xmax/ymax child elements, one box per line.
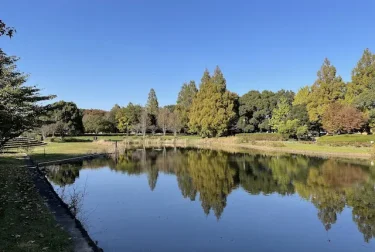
<box><xmin>2</xmin><ymin>18</ymin><xmax>375</xmax><ymax>148</ymax></box>
<box><xmin>79</xmin><ymin>49</ymin><xmax>375</xmax><ymax>139</ymax></box>
<box><xmin>18</xmin><ymin>49</ymin><xmax>375</xmax><ymax>140</ymax></box>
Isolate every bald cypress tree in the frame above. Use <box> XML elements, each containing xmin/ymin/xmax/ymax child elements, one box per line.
<box><xmin>146</xmin><ymin>88</ymin><xmax>159</xmax><ymax>134</ymax></box>
<box><xmin>305</xmin><ymin>58</ymin><xmax>346</xmax><ymax>124</ymax></box>
<box><xmin>189</xmin><ymin>68</ymin><xmax>236</xmax><ymax>137</ymax></box>
<box><xmin>212</xmin><ymin>66</ymin><xmax>226</xmax><ymax>91</ymax></box>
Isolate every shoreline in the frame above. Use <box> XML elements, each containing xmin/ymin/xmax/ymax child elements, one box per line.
<box><xmin>26</xmin><ymin>156</ymin><xmax>103</xmax><ymax>252</ymax></box>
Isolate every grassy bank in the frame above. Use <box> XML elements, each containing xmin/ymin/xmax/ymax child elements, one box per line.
<box><xmin>0</xmin><ymin>154</ymin><xmax>72</xmax><ymax>252</ymax></box>
<box><xmin>193</xmin><ymin>137</ymin><xmax>372</xmax><ymax>159</ymax></box>
<box><xmin>318</xmin><ymin>134</ymin><xmax>375</xmax><ymax>143</ymax></box>
<box><xmin>30</xmin><ymin>142</ymin><xmax>111</xmax><ymax>162</ymax></box>
<box><xmin>28</xmin><ymin>134</ymin><xmax>374</xmax><ymax>161</ymax></box>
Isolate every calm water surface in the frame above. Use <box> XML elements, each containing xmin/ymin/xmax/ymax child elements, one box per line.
<box><xmin>46</xmin><ymin>148</ymin><xmax>375</xmax><ymax>252</ymax></box>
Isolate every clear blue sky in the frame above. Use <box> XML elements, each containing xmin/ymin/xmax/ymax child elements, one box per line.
<box><xmin>1</xmin><ymin>0</ymin><xmax>374</xmax><ymax>110</ymax></box>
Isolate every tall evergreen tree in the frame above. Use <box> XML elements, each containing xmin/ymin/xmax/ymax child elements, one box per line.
<box><xmin>146</xmin><ymin>88</ymin><xmax>159</xmax><ymax>133</ymax></box>
<box><xmin>176</xmin><ymin>80</ymin><xmax>198</xmax><ymax>132</ymax></box>
<box><xmin>189</xmin><ymin>68</ymin><xmax>236</xmax><ymax>137</ymax></box>
<box><xmin>346</xmin><ymin>48</ymin><xmax>375</xmax><ymax>103</ymax></box>
<box><xmin>305</xmin><ymin>58</ymin><xmax>346</xmax><ymax>124</ymax></box>
<box><xmin>0</xmin><ymin>51</ymin><xmax>55</xmax><ymax>147</ymax></box>
<box><xmin>211</xmin><ymin>66</ymin><xmax>226</xmax><ymax>91</ymax></box>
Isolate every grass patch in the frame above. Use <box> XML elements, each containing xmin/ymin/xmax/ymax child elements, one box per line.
<box><xmin>283</xmin><ymin>142</ymin><xmax>370</xmax><ymax>154</ymax></box>
<box><xmin>0</xmin><ymin>154</ymin><xmax>72</xmax><ymax>252</ymax></box>
<box><xmin>236</xmin><ymin>133</ymin><xmax>284</xmax><ymax>142</ymax></box>
<box><xmin>318</xmin><ymin>134</ymin><xmax>375</xmax><ymax>143</ymax></box>
<box><xmin>31</xmin><ymin>142</ymin><xmax>111</xmax><ymax>162</ymax></box>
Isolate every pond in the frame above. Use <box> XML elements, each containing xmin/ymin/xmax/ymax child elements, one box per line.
<box><xmin>45</xmin><ymin>148</ymin><xmax>375</xmax><ymax>252</ymax></box>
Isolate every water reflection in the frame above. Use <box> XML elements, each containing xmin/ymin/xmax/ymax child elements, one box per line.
<box><xmin>45</xmin><ymin>148</ymin><xmax>375</xmax><ymax>243</ymax></box>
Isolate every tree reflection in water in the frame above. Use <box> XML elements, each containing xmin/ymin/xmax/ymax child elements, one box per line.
<box><xmin>45</xmin><ymin>148</ymin><xmax>375</xmax><ymax>242</ymax></box>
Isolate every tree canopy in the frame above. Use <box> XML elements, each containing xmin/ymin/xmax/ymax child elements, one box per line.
<box><xmin>176</xmin><ymin>81</ymin><xmax>198</xmax><ymax>132</ymax></box>
<box><xmin>0</xmin><ymin>33</ymin><xmax>54</xmax><ymax>147</ymax></box>
<box><xmin>189</xmin><ymin>68</ymin><xmax>237</xmax><ymax>137</ymax></box>
<box><xmin>346</xmin><ymin>49</ymin><xmax>375</xmax><ymax>104</ymax></box>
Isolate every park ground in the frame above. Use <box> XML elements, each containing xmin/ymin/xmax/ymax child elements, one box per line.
<box><xmin>0</xmin><ymin>154</ymin><xmax>72</xmax><ymax>252</ymax></box>
<box><xmin>1</xmin><ymin>133</ymin><xmax>374</xmax><ymax>251</ymax></box>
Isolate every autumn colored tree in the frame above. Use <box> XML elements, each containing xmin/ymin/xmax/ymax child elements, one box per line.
<box><xmin>189</xmin><ymin>68</ymin><xmax>237</xmax><ymax>137</ymax></box>
<box><xmin>322</xmin><ymin>103</ymin><xmax>365</xmax><ymax>134</ymax></box>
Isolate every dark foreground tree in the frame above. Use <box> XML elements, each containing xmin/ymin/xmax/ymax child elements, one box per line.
<box><xmin>0</xmin><ymin>20</ymin><xmax>15</xmax><ymax>38</ymax></box>
<box><xmin>48</xmin><ymin>101</ymin><xmax>84</xmax><ymax>136</ymax></box>
<box><xmin>0</xmin><ymin>51</ymin><xmax>55</xmax><ymax>148</ymax></box>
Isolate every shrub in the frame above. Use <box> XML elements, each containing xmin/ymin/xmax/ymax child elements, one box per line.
<box><xmin>62</xmin><ymin>138</ymin><xmax>92</xmax><ymax>143</ymax></box>
<box><xmin>236</xmin><ymin>133</ymin><xmax>283</xmax><ymax>143</ymax></box>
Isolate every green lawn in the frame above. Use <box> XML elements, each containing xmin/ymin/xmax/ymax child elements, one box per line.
<box><xmin>284</xmin><ymin>141</ymin><xmax>371</xmax><ymax>154</ymax></box>
<box><xmin>67</xmin><ymin>134</ymin><xmax>201</xmax><ymax>141</ymax></box>
<box><xmin>30</xmin><ymin>142</ymin><xmax>111</xmax><ymax>162</ymax></box>
<box><xmin>317</xmin><ymin>134</ymin><xmax>375</xmax><ymax>143</ymax></box>
<box><xmin>0</xmin><ymin>154</ymin><xmax>72</xmax><ymax>252</ymax></box>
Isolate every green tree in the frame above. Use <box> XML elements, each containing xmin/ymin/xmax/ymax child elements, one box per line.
<box><xmin>0</xmin><ymin>50</ymin><xmax>55</xmax><ymax>147</ymax></box>
<box><xmin>238</xmin><ymin>90</ymin><xmax>294</xmax><ymax>133</ymax></box>
<box><xmin>305</xmin><ymin>58</ymin><xmax>346</xmax><ymax>124</ymax></box>
<box><xmin>49</xmin><ymin>101</ymin><xmax>84</xmax><ymax>136</ymax></box>
<box><xmin>0</xmin><ymin>20</ymin><xmax>15</xmax><ymax>38</ymax></box>
<box><xmin>211</xmin><ymin>66</ymin><xmax>226</xmax><ymax>91</ymax></box>
<box><xmin>269</xmin><ymin>97</ymin><xmax>291</xmax><ymax>130</ymax></box>
<box><xmin>176</xmin><ymin>81</ymin><xmax>198</xmax><ymax>132</ymax></box>
<box><xmin>346</xmin><ymin>49</ymin><xmax>375</xmax><ymax>104</ymax></box>
<box><xmin>107</xmin><ymin>104</ymin><xmax>121</xmax><ymax>132</ymax></box>
<box><xmin>82</xmin><ymin>109</ymin><xmax>113</xmax><ymax>133</ymax></box>
<box><xmin>116</xmin><ymin>103</ymin><xmax>142</xmax><ymax>134</ymax></box>
<box><xmin>146</xmin><ymin>88</ymin><xmax>159</xmax><ymax>134</ymax></box>
<box><xmin>189</xmin><ymin>68</ymin><xmax>237</xmax><ymax>137</ymax></box>
<box><xmin>293</xmin><ymin>86</ymin><xmax>310</xmax><ymax>106</ymax></box>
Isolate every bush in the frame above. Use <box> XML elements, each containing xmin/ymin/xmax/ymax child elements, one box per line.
<box><xmin>62</xmin><ymin>138</ymin><xmax>92</xmax><ymax>143</ymax></box>
<box><xmin>236</xmin><ymin>133</ymin><xmax>284</xmax><ymax>143</ymax></box>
